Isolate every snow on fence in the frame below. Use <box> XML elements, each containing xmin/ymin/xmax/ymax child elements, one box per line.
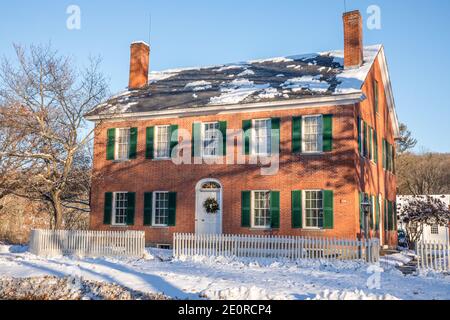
<box><xmin>417</xmin><ymin>241</ymin><xmax>450</xmax><ymax>272</ymax></box>
<box><xmin>29</xmin><ymin>229</ymin><xmax>145</xmax><ymax>258</ymax></box>
<box><xmin>173</xmin><ymin>233</ymin><xmax>380</xmax><ymax>263</ymax></box>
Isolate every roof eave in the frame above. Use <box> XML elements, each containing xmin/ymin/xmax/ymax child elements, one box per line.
<box><xmin>377</xmin><ymin>46</ymin><xmax>400</xmax><ymax>139</ymax></box>
<box><xmin>84</xmin><ymin>92</ymin><xmax>365</xmax><ymax>122</ymax></box>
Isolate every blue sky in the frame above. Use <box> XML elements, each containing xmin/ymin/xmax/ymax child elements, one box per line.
<box><xmin>1</xmin><ymin>0</ymin><xmax>449</xmax><ymax>152</ymax></box>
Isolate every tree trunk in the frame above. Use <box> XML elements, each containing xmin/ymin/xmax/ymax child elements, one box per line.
<box><xmin>51</xmin><ymin>191</ymin><xmax>64</xmax><ymax>230</ymax></box>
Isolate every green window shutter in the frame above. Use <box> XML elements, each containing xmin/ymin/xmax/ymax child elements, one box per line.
<box><xmin>292</xmin><ymin>116</ymin><xmax>302</xmax><ymax>154</ymax></box>
<box><xmin>374</xmin><ymin>80</ymin><xmax>379</xmax><ymax>114</ymax></box>
<box><xmin>143</xmin><ymin>192</ymin><xmax>153</xmax><ymax>226</ymax></box>
<box><xmin>146</xmin><ymin>127</ymin><xmax>154</xmax><ymax>159</ymax></box>
<box><xmin>359</xmin><ymin>193</ymin><xmax>364</xmax><ymax>230</ymax></box>
<box><xmin>126</xmin><ymin>192</ymin><xmax>136</xmax><ymax>226</ymax></box>
<box><xmin>322</xmin><ymin>115</ymin><xmax>333</xmax><ymax>152</ymax></box>
<box><xmin>103</xmin><ymin>192</ymin><xmax>113</xmax><ymax>225</ymax></box>
<box><xmin>242</xmin><ymin>120</ymin><xmax>252</xmax><ymax>155</ymax></box>
<box><xmin>369</xmin><ymin>196</ymin><xmax>374</xmax><ymax>230</ymax></box>
<box><xmin>241</xmin><ymin>191</ymin><xmax>251</xmax><ymax>228</ymax></box>
<box><xmin>271</xmin><ymin>118</ymin><xmax>281</xmax><ymax>155</ymax></box>
<box><xmin>168</xmin><ymin>192</ymin><xmax>177</xmax><ymax>226</ymax></box>
<box><xmin>387</xmin><ymin>201</ymin><xmax>393</xmax><ymax>231</ymax></box>
<box><xmin>129</xmin><ymin>128</ymin><xmax>138</xmax><ymax>159</ymax></box>
<box><xmin>387</xmin><ymin>143</ymin><xmax>391</xmax><ymax>172</ymax></box>
<box><xmin>192</xmin><ymin>123</ymin><xmax>202</xmax><ymax>158</ymax></box>
<box><xmin>219</xmin><ymin>121</ymin><xmax>227</xmax><ymax>156</ymax></box>
<box><xmin>291</xmin><ymin>190</ymin><xmax>302</xmax><ymax>229</ymax></box>
<box><xmin>363</xmin><ymin>122</ymin><xmax>368</xmax><ymax>157</ymax></box>
<box><xmin>375</xmin><ymin>195</ymin><xmax>380</xmax><ymax>231</ymax></box>
<box><xmin>357</xmin><ymin>117</ymin><xmax>362</xmax><ymax>155</ymax></box>
<box><xmin>369</xmin><ymin>127</ymin><xmax>373</xmax><ymax>161</ymax></box>
<box><xmin>270</xmin><ymin>191</ymin><xmax>280</xmax><ymax>229</ymax></box>
<box><xmin>374</xmin><ymin>131</ymin><xmax>378</xmax><ymax>164</ymax></box>
<box><xmin>170</xmin><ymin>125</ymin><xmax>179</xmax><ymax>158</ymax></box>
<box><xmin>106</xmin><ymin>129</ymin><xmax>116</xmax><ymax>160</ymax></box>
<box><xmin>392</xmin><ymin>147</ymin><xmax>396</xmax><ymax>174</ymax></box>
<box><xmin>393</xmin><ymin>202</ymin><xmax>398</xmax><ymax>230</ymax></box>
<box><xmin>323</xmin><ymin>190</ymin><xmax>334</xmax><ymax>229</ymax></box>
<box><xmin>384</xmin><ymin>199</ymin><xmax>388</xmax><ymax>232</ymax></box>
<box><xmin>382</xmin><ymin>140</ymin><xmax>386</xmax><ymax>169</ymax></box>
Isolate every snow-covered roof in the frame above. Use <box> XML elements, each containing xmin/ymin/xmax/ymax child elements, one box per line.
<box><xmin>86</xmin><ymin>45</ymin><xmax>382</xmax><ymax>118</ymax></box>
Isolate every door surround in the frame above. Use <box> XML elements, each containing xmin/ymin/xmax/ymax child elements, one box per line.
<box><xmin>195</xmin><ymin>178</ymin><xmax>223</xmax><ymax>234</ymax></box>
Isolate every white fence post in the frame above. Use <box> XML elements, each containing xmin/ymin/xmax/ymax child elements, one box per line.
<box><xmin>416</xmin><ymin>240</ymin><xmax>450</xmax><ymax>273</ymax></box>
<box><xmin>172</xmin><ymin>233</ymin><xmax>381</xmax><ymax>263</ymax></box>
<box><xmin>28</xmin><ymin>229</ymin><xmax>145</xmax><ymax>258</ymax></box>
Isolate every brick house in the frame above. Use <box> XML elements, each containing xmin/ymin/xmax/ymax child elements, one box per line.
<box><xmin>85</xmin><ymin>10</ymin><xmax>399</xmax><ymax>248</ymax></box>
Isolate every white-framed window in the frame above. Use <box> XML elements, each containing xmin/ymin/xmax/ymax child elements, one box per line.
<box><xmin>252</xmin><ymin>119</ymin><xmax>271</xmax><ymax>155</ymax></box>
<box><xmin>112</xmin><ymin>192</ymin><xmax>128</xmax><ymax>226</ymax></box>
<box><xmin>152</xmin><ymin>192</ymin><xmax>169</xmax><ymax>226</ymax></box>
<box><xmin>115</xmin><ymin>128</ymin><xmax>130</xmax><ymax>161</ymax></box>
<box><xmin>302</xmin><ymin>115</ymin><xmax>323</xmax><ymax>153</ymax></box>
<box><xmin>155</xmin><ymin>125</ymin><xmax>171</xmax><ymax>159</ymax></box>
<box><xmin>430</xmin><ymin>224</ymin><xmax>439</xmax><ymax>235</ymax></box>
<box><xmin>251</xmin><ymin>191</ymin><xmax>271</xmax><ymax>229</ymax></box>
<box><xmin>303</xmin><ymin>190</ymin><xmax>324</xmax><ymax>229</ymax></box>
<box><xmin>202</xmin><ymin>122</ymin><xmax>220</xmax><ymax>157</ymax></box>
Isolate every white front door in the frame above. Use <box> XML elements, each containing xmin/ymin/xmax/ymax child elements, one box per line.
<box><xmin>196</xmin><ymin>188</ymin><xmax>222</xmax><ymax>235</ymax></box>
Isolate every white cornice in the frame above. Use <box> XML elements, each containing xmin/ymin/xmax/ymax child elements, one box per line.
<box><xmin>85</xmin><ymin>93</ymin><xmax>365</xmax><ymax>122</ymax></box>
<box><xmin>377</xmin><ymin>46</ymin><xmax>400</xmax><ymax>138</ymax></box>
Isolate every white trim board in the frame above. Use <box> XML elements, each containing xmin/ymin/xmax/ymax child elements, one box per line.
<box><xmin>85</xmin><ymin>93</ymin><xmax>364</xmax><ymax>122</ymax></box>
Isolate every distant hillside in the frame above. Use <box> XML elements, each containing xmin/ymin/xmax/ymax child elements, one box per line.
<box><xmin>397</xmin><ymin>152</ymin><xmax>450</xmax><ymax>195</ymax></box>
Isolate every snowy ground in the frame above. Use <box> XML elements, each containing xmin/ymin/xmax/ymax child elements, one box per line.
<box><xmin>0</xmin><ymin>244</ymin><xmax>449</xmax><ymax>300</ymax></box>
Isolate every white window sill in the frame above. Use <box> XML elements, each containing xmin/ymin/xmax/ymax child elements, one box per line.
<box><xmin>249</xmin><ymin>227</ymin><xmax>272</xmax><ymax>231</ymax></box>
<box><xmin>153</xmin><ymin>157</ymin><xmax>171</xmax><ymax>161</ymax></box>
<box><xmin>301</xmin><ymin>152</ymin><xmax>324</xmax><ymax>156</ymax></box>
<box><xmin>111</xmin><ymin>224</ymin><xmax>128</xmax><ymax>227</ymax></box>
<box><xmin>147</xmin><ymin>225</ymin><xmax>169</xmax><ymax>229</ymax></box>
<box><xmin>113</xmin><ymin>159</ymin><xmax>130</xmax><ymax>163</ymax></box>
<box><xmin>302</xmin><ymin>228</ymin><xmax>325</xmax><ymax>232</ymax></box>
<box><xmin>251</xmin><ymin>153</ymin><xmax>272</xmax><ymax>157</ymax></box>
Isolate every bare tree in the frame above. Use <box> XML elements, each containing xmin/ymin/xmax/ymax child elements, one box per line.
<box><xmin>396</xmin><ymin>152</ymin><xmax>450</xmax><ymax>195</ymax></box>
<box><xmin>398</xmin><ymin>196</ymin><xmax>450</xmax><ymax>249</ymax></box>
<box><xmin>0</xmin><ymin>43</ymin><xmax>108</xmax><ymax>229</ymax></box>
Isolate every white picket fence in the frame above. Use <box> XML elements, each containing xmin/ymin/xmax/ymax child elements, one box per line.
<box><xmin>416</xmin><ymin>241</ymin><xmax>450</xmax><ymax>272</ymax></box>
<box><xmin>173</xmin><ymin>233</ymin><xmax>380</xmax><ymax>263</ymax></box>
<box><xmin>29</xmin><ymin>229</ymin><xmax>146</xmax><ymax>258</ymax></box>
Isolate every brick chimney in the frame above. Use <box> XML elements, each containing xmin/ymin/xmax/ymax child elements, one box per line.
<box><xmin>128</xmin><ymin>41</ymin><xmax>150</xmax><ymax>90</ymax></box>
<box><xmin>343</xmin><ymin>10</ymin><xmax>363</xmax><ymax>68</ymax></box>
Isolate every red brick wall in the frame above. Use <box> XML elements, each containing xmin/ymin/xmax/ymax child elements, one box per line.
<box><xmin>90</xmin><ymin>56</ymin><xmax>398</xmax><ymax>247</ymax></box>
<box><xmin>357</xmin><ymin>54</ymin><xmax>398</xmax><ymax>247</ymax></box>
<box><xmin>91</xmin><ymin>104</ymin><xmax>363</xmax><ymax>245</ymax></box>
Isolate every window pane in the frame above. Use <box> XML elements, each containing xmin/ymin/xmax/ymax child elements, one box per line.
<box><xmin>154</xmin><ymin>192</ymin><xmax>169</xmax><ymax>226</ymax></box>
<box><xmin>156</xmin><ymin>126</ymin><xmax>170</xmax><ymax>158</ymax></box>
<box><xmin>304</xmin><ymin>191</ymin><xmax>323</xmax><ymax>228</ymax></box>
<box><xmin>114</xmin><ymin>192</ymin><xmax>128</xmax><ymax>225</ymax></box>
<box><xmin>303</xmin><ymin>116</ymin><xmax>322</xmax><ymax>153</ymax></box>
<box><xmin>254</xmin><ymin>119</ymin><xmax>271</xmax><ymax>155</ymax></box>
<box><xmin>431</xmin><ymin>225</ymin><xmax>439</xmax><ymax>235</ymax></box>
<box><xmin>203</xmin><ymin>122</ymin><xmax>220</xmax><ymax>157</ymax></box>
<box><xmin>253</xmin><ymin>191</ymin><xmax>271</xmax><ymax>228</ymax></box>
<box><xmin>116</xmin><ymin>128</ymin><xmax>130</xmax><ymax>160</ymax></box>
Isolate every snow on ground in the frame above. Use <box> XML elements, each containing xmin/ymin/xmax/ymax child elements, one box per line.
<box><xmin>0</xmin><ymin>244</ymin><xmax>449</xmax><ymax>300</ymax></box>
<box><xmin>380</xmin><ymin>251</ymin><xmax>415</xmax><ymax>267</ymax></box>
<box><xmin>0</xmin><ymin>276</ymin><xmax>168</xmax><ymax>300</ymax></box>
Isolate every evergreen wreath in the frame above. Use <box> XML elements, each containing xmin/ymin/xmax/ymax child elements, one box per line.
<box><xmin>203</xmin><ymin>197</ymin><xmax>220</xmax><ymax>214</ymax></box>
